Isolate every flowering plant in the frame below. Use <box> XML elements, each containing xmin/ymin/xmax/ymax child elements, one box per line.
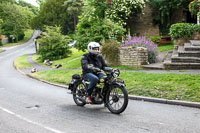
<box><xmin>189</xmin><ymin>0</ymin><xmax>200</xmax><ymax>15</ymax></box>
<box><xmin>106</xmin><ymin>0</ymin><xmax>145</xmax><ymax>26</ymax></box>
<box><xmin>122</xmin><ymin>36</ymin><xmax>158</xmax><ymax>63</ymax></box>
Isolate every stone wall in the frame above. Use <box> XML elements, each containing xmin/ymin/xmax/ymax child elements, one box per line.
<box><xmin>119</xmin><ymin>47</ymin><xmax>148</xmax><ymax>67</ymax></box>
<box><xmin>130</xmin><ymin>5</ymin><xmax>160</xmax><ymax>36</ymax></box>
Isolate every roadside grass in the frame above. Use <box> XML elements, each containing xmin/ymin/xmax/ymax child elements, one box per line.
<box><xmin>158</xmin><ymin>43</ymin><xmax>174</xmax><ymax>52</ymax></box>
<box><xmin>29</xmin><ymin>69</ymin><xmax>200</xmax><ymax>102</ymax></box>
<box><xmin>33</xmin><ymin>48</ymin><xmax>86</xmax><ymax>68</ymax></box>
<box><xmin>33</xmin><ymin>48</ymin><xmax>143</xmax><ymax>70</ymax></box>
<box><xmin>14</xmin><ymin>54</ymin><xmax>32</xmax><ymax>69</ymax></box>
<box><xmin>0</xmin><ymin>49</ymin><xmax>5</xmax><ymax>53</ymax></box>
<box><xmin>2</xmin><ymin>29</ymin><xmax>34</xmax><ymax>47</ymax></box>
<box><xmin>30</xmin><ymin>69</ymin><xmax>81</xmax><ymax>85</ymax></box>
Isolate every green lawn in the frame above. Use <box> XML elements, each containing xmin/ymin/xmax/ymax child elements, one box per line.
<box><xmin>33</xmin><ymin>48</ymin><xmax>143</xmax><ymax>70</ymax></box>
<box><xmin>15</xmin><ymin>42</ymin><xmax>200</xmax><ymax>102</ymax></box>
<box><xmin>29</xmin><ymin>69</ymin><xmax>200</xmax><ymax>102</ymax></box>
<box><xmin>33</xmin><ymin>48</ymin><xmax>87</xmax><ymax>68</ymax></box>
<box><xmin>2</xmin><ymin>29</ymin><xmax>34</xmax><ymax>47</ymax></box>
<box><xmin>158</xmin><ymin>43</ymin><xmax>174</xmax><ymax>52</ymax></box>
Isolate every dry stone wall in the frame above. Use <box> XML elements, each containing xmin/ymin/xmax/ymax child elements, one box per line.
<box><xmin>119</xmin><ymin>47</ymin><xmax>148</xmax><ymax>67</ymax></box>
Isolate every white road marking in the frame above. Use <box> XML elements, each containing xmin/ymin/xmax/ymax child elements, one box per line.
<box><xmin>0</xmin><ymin>106</ymin><xmax>66</xmax><ymax>133</ymax></box>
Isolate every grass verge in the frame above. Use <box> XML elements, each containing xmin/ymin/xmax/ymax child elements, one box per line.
<box><xmin>0</xmin><ymin>49</ymin><xmax>5</xmax><ymax>53</ymax></box>
<box><xmin>33</xmin><ymin>48</ymin><xmax>143</xmax><ymax>70</ymax></box>
<box><xmin>14</xmin><ymin>54</ymin><xmax>32</xmax><ymax>69</ymax></box>
<box><xmin>158</xmin><ymin>43</ymin><xmax>174</xmax><ymax>52</ymax></box>
<box><xmin>29</xmin><ymin>69</ymin><xmax>200</xmax><ymax>102</ymax></box>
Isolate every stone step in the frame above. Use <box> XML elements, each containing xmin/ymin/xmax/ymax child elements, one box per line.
<box><xmin>190</xmin><ymin>40</ymin><xmax>200</xmax><ymax>46</ymax></box>
<box><xmin>164</xmin><ymin>61</ymin><xmax>200</xmax><ymax>69</ymax></box>
<box><xmin>178</xmin><ymin>46</ymin><xmax>200</xmax><ymax>57</ymax></box>
<box><xmin>171</xmin><ymin>57</ymin><xmax>200</xmax><ymax>63</ymax></box>
<box><xmin>178</xmin><ymin>51</ymin><xmax>200</xmax><ymax>57</ymax></box>
<box><xmin>184</xmin><ymin>43</ymin><xmax>200</xmax><ymax>51</ymax></box>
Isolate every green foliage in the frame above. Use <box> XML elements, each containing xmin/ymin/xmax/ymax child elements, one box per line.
<box><xmin>64</xmin><ymin>0</ymin><xmax>83</xmax><ymax>30</ymax></box>
<box><xmin>17</xmin><ymin>0</ymin><xmax>39</xmax><ymax>15</ymax></box>
<box><xmin>106</xmin><ymin>0</ymin><xmax>145</xmax><ymax>26</ymax></box>
<box><xmin>0</xmin><ymin>39</ymin><xmax>2</xmax><ymax>46</ymax></box>
<box><xmin>148</xmin><ymin>0</ymin><xmax>192</xmax><ymax>35</ymax></box>
<box><xmin>0</xmin><ymin>2</ymin><xmax>34</xmax><ymax>42</ymax></box>
<box><xmin>74</xmin><ymin>0</ymin><xmax>125</xmax><ymax>51</ymax></box>
<box><xmin>37</xmin><ymin>26</ymin><xmax>72</xmax><ymax>61</ymax></box>
<box><xmin>31</xmin><ymin>0</ymin><xmax>76</xmax><ymax>34</ymax></box>
<box><xmin>75</xmin><ymin>18</ymin><xmax>125</xmax><ymax>51</ymax></box>
<box><xmin>101</xmin><ymin>40</ymin><xmax>121</xmax><ymax>66</ymax></box>
<box><xmin>149</xmin><ymin>36</ymin><xmax>162</xmax><ymax>44</ymax></box>
<box><xmin>169</xmin><ymin>23</ymin><xmax>200</xmax><ymax>40</ymax></box>
<box><xmin>188</xmin><ymin>0</ymin><xmax>200</xmax><ymax>15</ymax></box>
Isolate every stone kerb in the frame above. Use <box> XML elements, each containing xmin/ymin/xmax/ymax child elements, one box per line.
<box><xmin>119</xmin><ymin>47</ymin><xmax>148</xmax><ymax>67</ymax></box>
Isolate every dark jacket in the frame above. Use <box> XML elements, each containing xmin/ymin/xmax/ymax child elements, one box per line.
<box><xmin>81</xmin><ymin>53</ymin><xmax>107</xmax><ymax>75</ymax></box>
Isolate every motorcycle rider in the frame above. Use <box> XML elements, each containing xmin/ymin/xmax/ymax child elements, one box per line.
<box><xmin>81</xmin><ymin>42</ymin><xmax>108</xmax><ymax>103</ymax></box>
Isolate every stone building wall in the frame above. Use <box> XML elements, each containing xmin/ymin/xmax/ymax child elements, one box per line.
<box><xmin>119</xmin><ymin>47</ymin><xmax>148</xmax><ymax>67</ymax></box>
<box><xmin>130</xmin><ymin>5</ymin><xmax>184</xmax><ymax>36</ymax></box>
<box><xmin>130</xmin><ymin>5</ymin><xmax>160</xmax><ymax>36</ymax></box>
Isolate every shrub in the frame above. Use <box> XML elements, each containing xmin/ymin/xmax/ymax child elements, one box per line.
<box><xmin>75</xmin><ymin>18</ymin><xmax>125</xmax><ymax>51</ymax></box>
<box><xmin>101</xmin><ymin>40</ymin><xmax>121</xmax><ymax>66</ymax></box>
<box><xmin>0</xmin><ymin>38</ymin><xmax>2</xmax><ymax>46</ymax></box>
<box><xmin>169</xmin><ymin>23</ymin><xmax>200</xmax><ymax>40</ymax></box>
<box><xmin>37</xmin><ymin>26</ymin><xmax>72</xmax><ymax>61</ymax></box>
<box><xmin>149</xmin><ymin>36</ymin><xmax>162</xmax><ymax>44</ymax></box>
<box><xmin>122</xmin><ymin>36</ymin><xmax>158</xmax><ymax>63</ymax></box>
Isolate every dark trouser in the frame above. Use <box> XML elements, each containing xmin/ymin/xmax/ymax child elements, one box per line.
<box><xmin>84</xmin><ymin>73</ymin><xmax>105</xmax><ymax>96</ymax></box>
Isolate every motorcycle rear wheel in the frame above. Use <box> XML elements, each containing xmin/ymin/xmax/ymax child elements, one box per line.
<box><xmin>73</xmin><ymin>81</ymin><xmax>86</xmax><ymax>106</ymax></box>
<box><xmin>106</xmin><ymin>85</ymin><xmax>128</xmax><ymax>114</ymax></box>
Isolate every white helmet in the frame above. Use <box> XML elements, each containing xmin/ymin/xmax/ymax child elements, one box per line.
<box><xmin>87</xmin><ymin>42</ymin><xmax>100</xmax><ymax>55</ymax></box>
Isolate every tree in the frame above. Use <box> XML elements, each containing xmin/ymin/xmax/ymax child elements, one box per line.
<box><xmin>74</xmin><ymin>0</ymin><xmax>125</xmax><ymax>51</ymax></box>
<box><xmin>0</xmin><ymin>2</ymin><xmax>34</xmax><ymax>41</ymax></box>
<box><xmin>64</xmin><ymin>0</ymin><xmax>83</xmax><ymax>30</ymax></box>
<box><xmin>148</xmin><ymin>0</ymin><xmax>192</xmax><ymax>35</ymax></box>
<box><xmin>31</xmin><ymin>0</ymin><xmax>74</xmax><ymax>34</ymax></box>
<box><xmin>37</xmin><ymin>26</ymin><xmax>72</xmax><ymax>61</ymax></box>
<box><xmin>17</xmin><ymin>0</ymin><xmax>39</xmax><ymax>15</ymax></box>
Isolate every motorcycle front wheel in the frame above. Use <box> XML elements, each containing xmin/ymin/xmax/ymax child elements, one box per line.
<box><xmin>73</xmin><ymin>81</ymin><xmax>86</xmax><ymax>106</ymax></box>
<box><xmin>106</xmin><ymin>85</ymin><xmax>128</xmax><ymax>114</ymax></box>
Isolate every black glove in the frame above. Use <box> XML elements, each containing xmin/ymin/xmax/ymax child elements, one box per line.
<box><xmin>92</xmin><ymin>67</ymin><xmax>101</xmax><ymax>73</ymax></box>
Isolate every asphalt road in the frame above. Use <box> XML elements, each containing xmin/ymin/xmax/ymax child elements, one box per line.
<box><xmin>0</xmin><ymin>30</ymin><xmax>200</xmax><ymax>133</ymax></box>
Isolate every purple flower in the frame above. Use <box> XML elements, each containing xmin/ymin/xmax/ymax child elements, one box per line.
<box><xmin>122</xmin><ymin>36</ymin><xmax>158</xmax><ymax>63</ymax></box>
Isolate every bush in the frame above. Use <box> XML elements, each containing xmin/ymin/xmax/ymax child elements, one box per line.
<box><xmin>75</xmin><ymin>18</ymin><xmax>125</xmax><ymax>51</ymax></box>
<box><xmin>0</xmin><ymin>38</ymin><xmax>2</xmax><ymax>46</ymax></box>
<box><xmin>37</xmin><ymin>26</ymin><xmax>72</xmax><ymax>61</ymax></box>
<box><xmin>101</xmin><ymin>40</ymin><xmax>121</xmax><ymax>66</ymax></box>
<box><xmin>122</xmin><ymin>36</ymin><xmax>158</xmax><ymax>63</ymax></box>
<box><xmin>169</xmin><ymin>23</ymin><xmax>200</xmax><ymax>40</ymax></box>
<box><xmin>149</xmin><ymin>36</ymin><xmax>162</xmax><ymax>44</ymax></box>
<box><xmin>17</xmin><ymin>32</ymin><xmax>25</xmax><ymax>41</ymax></box>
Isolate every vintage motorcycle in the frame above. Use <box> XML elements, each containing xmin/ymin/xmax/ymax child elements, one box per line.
<box><xmin>68</xmin><ymin>67</ymin><xmax>128</xmax><ymax>114</ymax></box>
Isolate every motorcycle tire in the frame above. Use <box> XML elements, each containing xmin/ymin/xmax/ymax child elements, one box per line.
<box><xmin>106</xmin><ymin>85</ymin><xmax>128</xmax><ymax>114</ymax></box>
<box><xmin>73</xmin><ymin>81</ymin><xmax>86</xmax><ymax>106</ymax></box>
